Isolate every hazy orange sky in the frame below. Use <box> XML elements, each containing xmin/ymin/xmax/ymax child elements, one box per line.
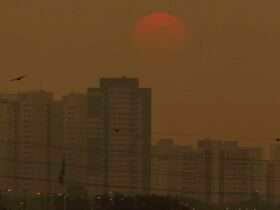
<box><xmin>1</xmin><ymin>0</ymin><xmax>280</xmax><ymax>148</ymax></box>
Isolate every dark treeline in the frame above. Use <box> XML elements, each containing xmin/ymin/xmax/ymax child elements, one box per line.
<box><xmin>53</xmin><ymin>192</ymin><xmax>280</xmax><ymax>210</ymax></box>
<box><xmin>1</xmin><ymin>186</ymin><xmax>280</xmax><ymax>210</ymax></box>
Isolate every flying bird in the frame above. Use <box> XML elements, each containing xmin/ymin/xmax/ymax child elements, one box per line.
<box><xmin>10</xmin><ymin>75</ymin><xmax>27</xmax><ymax>82</ymax></box>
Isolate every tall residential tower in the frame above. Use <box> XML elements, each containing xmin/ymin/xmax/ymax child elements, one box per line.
<box><xmin>87</xmin><ymin>77</ymin><xmax>151</xmax><ymax>195</ymax></box>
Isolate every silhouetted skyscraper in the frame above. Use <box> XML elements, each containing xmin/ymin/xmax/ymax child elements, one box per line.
<box><xmin>267</xmin><ymin>144</ymin><xmax>280</xmax><ymax>205</ymax></box>
<box><xmin>62</xmin><ymin>93</ymin><xmax>87</xmax><ymax>185</ymax></box>
<box><xmin>87</xmin><ymin>77</ymin><xmax>151</xmax><ymax>195</ymax></box>
<box><xmin>0</xmin><ymin>94</ymin><xmax>18</xmax><ymax>190</ymax></box>
<box><xmin>17</xmin><ymin>91</ymin><xmax>53</xmax><ymax>193</ymax></box>
<box><xmin>197</xmin><ymin>139</ymin><xmax>266</xmax><ymax>204</ymax></box>
<box><xmin>0</xmin><ymin>92</ymin><xmax>64</xmax><ymax>196</ymax></box>
<box><xmin>151</xmin><ymin>139</ymin><xmax>191</xmax><ymax>196</ymax></box>
<box><xmin>49</xmin><ymin>100</ymin><xmax>64</xmax><ymax>194</ymax></box>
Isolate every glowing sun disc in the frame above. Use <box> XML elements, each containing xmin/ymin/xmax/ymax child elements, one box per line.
<box><xmin>133</xmin><ymin>12</ymin><xmax>188</xmax><ymax>50</ymax></box>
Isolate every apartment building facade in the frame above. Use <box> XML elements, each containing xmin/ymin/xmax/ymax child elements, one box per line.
<box><xmin>87</xmin><ymin>77</ymin><xmax>151</xmax><ymax>195</ymax></box>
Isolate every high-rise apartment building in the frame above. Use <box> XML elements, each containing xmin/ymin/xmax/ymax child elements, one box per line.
<box><xmin>0</xmin><ymin>94</ymin><xmax>19</xmax><ymax>190</ymax></box>
<box><xmin>182</xmin><ymin>146</ymin><xmax>207</xmax><ymax>201</ymax></box>
<box><xmin>220</xmin><ymin>146</ymin><xmax>266</xmax><ymax>204</ymax></box>
<box><xmin>16</xmin><ymin>91</ymin><xmax>53</xmax><ymax>194</ymax></box>
<box><xmin>0</xmin><ymin>91</ymin><xmax>88</xmax><ymax>195</ymax></box>
<box><xmin>151</xmin><ymin>139</ymin><xmax>189</xmax><ymax>196</ymax></box>
<box><xmin>49</xmin><ymin>100</ymin><xmax>64</xmax><ymax>195</ymax></box>
<box><xmin>151</xmin><ymin>138</ymin><xmax>266</xmax><ymax>204</ymax></box>
<box><xmin>197</xmin><ymin>139</ymin><xmax>223</xmax><ymax>204</ymax></box>
<box><xmin>267</xmin><ymin>144</ymin><xmax>280</xmax><ymax>205</ymax></box>
<box><xmin>62</xmin><ymin>93</ymin><xmax>87</xmax><ymax>185</ymax></box>
<box><xmin>87</xmin><ymin>77</ymin><xmax>151</xmax><ymax>195</ymax></box>
<box><xmin>197</xmin><ymin>139</ymin><xmax>266</xmax><ymax>205</ymax></box>
<box><xmin>0</xmin><ymin>92</ymin><xmax>64</xmax><ymax>197</ymax></box>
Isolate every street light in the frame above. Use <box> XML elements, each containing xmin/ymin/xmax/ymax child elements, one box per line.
<box><xmin>6</xmin><ymin>189</ymin><xmax>13</xmax><ymax>210</ymax></box>
<box><xmin>36</xmin><ymin>192</ymin><xmax>43</xmax><ymax>210</ymax></box>
<box><xmin>63</xmin><ymin>192</ymin><xmax>68</xmax><ymax>210</ymax></box>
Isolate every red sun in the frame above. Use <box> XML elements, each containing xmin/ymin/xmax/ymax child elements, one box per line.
<box><xmin>133</xmin><ymin>12</ymin><xmax>188</xmax><ymax>51</ymax></box>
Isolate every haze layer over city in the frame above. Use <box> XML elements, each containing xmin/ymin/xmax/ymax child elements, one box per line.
<box><xmin>1</xmin><ymin>0</ymin><xmax>280</xmax><ymax>210</ymax></box>
<box><xmin>2</xmin><ymin>0</ymin><xmax>280</xmax><ymax>148</ymax></box>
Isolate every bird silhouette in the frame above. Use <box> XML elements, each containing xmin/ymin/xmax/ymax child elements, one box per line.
<box><xmin>10</xmin><ymin>75</ymin><xmax>27</xmax><ymax>82</ymax></box>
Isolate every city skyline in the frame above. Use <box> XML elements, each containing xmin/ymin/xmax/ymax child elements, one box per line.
<box><xmin>2</xmin><ymin>0</ymin><xmax>280</xmax><ymax>148</ymax></box>
<box><xmin>1</xmin><ymin>80</ymin><xmax>280</xmax><ymax>207</ymax></box>
<box><xmin>1</xmin><ymin>76</ymin><xmax>280</xmax><ymax>153</ymax></box>
<box><xmin>2</xmin><ymin>0</ymin><xmax>280</xmax><ymax>209</ymax></box>
<box><xmin>0</xmin><ymin>77</ymin><xmax>152</xmax><ymax>196</ymax></box>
